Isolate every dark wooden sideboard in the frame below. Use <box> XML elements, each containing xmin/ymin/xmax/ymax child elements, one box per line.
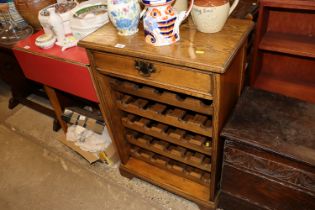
<box><xmin>79</xmin><ymin>19</ymin><xmax>253</xmax><ymax>209</ymax></box>
<box><xmin>220</xmin><ymin>87</ymin><xmax>315</xmax><ymax>210</ymax></box>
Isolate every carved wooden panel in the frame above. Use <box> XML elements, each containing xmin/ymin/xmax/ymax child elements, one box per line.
<box><xmin>224</xmin><ymin>143</ymin><xmax>315</xmax><ymax>195</ymax></box>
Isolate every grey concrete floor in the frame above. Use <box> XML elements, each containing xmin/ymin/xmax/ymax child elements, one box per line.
<box><xmin>0</xmin><ymin>80</ymin><xmax>200</xmax><ymax>210</ymax></box>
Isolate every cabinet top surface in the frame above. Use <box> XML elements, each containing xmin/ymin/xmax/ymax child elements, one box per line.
<box><xmin>221</xmin><ymin>87</ymin><xmax>315</xmax><ymax>166</ymax></box>
<box><xmin>79</xmin><ymin>18</ymin><xmax>253</xmax><ymax>74</ymax></box>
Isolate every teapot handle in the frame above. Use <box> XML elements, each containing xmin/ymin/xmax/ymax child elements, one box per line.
<box><xmin>140</xmin><ymin>7</ymin><xmax>147</xmax><ymax>19</ymax></box>
<box><xmin>184</xmin><ymin>0</ymin><xmax>194</xmax><ymax>19</ymax></box>
<box><xmin>229</xmin><ymin>0</ymin><xmax>240</xmax><ymax>15</ymax></box>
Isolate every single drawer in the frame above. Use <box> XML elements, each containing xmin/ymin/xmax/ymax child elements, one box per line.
<box><xmin>93</xmin><ymin>52</ymin><xmax>213</xmax><ymax>98</ymax></box>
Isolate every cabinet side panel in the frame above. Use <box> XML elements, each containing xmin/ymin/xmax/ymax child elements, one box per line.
<box><xmin>211</xmin><ymin>44</ymin><xmax>246</xmax><ymax>200</ymax></box>
<box><xmin>250</xmin><ymin>4</ymin><xmax>270</xmax><ymax>85</ymax></box>
<box><xmin>87</xmin><ymin>51</ymin><xmax>130</xmax><ymax>163</ymax></box>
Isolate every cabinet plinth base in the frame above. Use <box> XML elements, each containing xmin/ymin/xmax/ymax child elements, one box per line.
<box><xmin>119</xmin><ymin>158</ymin><xmax>215</xmax><ymax>210</ymax></box>
<box><xmin>119</xmin><ymin>167</ymin><xmax>135</xmax><ymax>180</ymax></box>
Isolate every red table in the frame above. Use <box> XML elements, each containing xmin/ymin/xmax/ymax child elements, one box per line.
<box><xmin>13</xmin><ymin>31</ymin><xmax>99</xmax><ymax>132</ymax></box>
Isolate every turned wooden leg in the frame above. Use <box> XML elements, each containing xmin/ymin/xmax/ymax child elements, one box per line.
<box><xmin>44</xmin><ymin>85</ymin><xmax>67</xmax><ymax>132</ymax></box>
<box><xmin>53</xmin><ymin>118</ymin><xmax>61</xmax><ymax>132</ymax></box>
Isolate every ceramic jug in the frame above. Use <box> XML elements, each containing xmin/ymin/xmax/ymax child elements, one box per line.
<box><xmin>141</xmin><ymin>0</ymin><xmax>194</xmax><ymax>46</ymax></box>
<box><xmin>191</xmin><ymin>0</ymin><xmax>239</xmax><ymax>33</ymax></box>
<box><xmin>108</xmin><ymin>0</ymin><xmax>141</xmax><ymax>36</ymax></box>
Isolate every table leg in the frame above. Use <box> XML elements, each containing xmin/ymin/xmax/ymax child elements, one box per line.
<box><xmin>8</xmin><ymin>97</ymin><xmax>20</xmax><ymax>109</ymax></box>
<box><xmin>44</xmin><ymin>85</ymin><xmax>68</xmax><ymax>132</ymax></box>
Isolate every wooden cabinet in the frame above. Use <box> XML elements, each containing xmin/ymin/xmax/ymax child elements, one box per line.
<box><xmin>79</xmin><ymin>19</ymin><xmax>253</xmax><ymax>209</ymax></box>
<box><xmin>250</xmin><ymin>0</ymin><xmax>315</xmax><ymax>103</ymax></box>
<box><xmin>220</xmin><ymin>87</ymin><xmax>315</xmax><ymax>210</ymax></box>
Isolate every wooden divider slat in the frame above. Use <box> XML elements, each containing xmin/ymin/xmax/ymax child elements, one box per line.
<box><xmin>130</xmin><ymin>146</ymin><xmax>211</xmax><ymax>186</ymax></box>
<box><xmin>110</xmin><ymin>78</ymin><xmax>213</xmax><ymax>115</ymax></box>
<box><xmin>126</xmin><ymin>131</ymin><xmax>211</xmax><ymax>172</ymax></box>
<box><xmin>118</xmin><ymin>94</ymin><xmax>213</xmax><ymax>136</ymax></box>
<box><xmin>121</xmin><ymin>115</ymin><xmax>212</xmax><ymax>155</ymax></box>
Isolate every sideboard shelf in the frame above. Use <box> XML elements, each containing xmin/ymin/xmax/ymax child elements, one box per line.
<box><xmin>254</xmin><ymin>72</ymin><xmax>315</xmax><ymax>103</ymax></box>
<box><xmin>259</xmin><ymin>32</ymin><xmax>315</xmax><ymax>58</ymax></box>
<box><xmin>250</xmin><ymin>0</ymin><xmax>315</xmax><ymax>103</ymax></box>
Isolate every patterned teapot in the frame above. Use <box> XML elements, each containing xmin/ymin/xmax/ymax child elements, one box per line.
<box><xmin>141</xmin><ymin>0</ymin><xmax>194</xmax><ymax>46</ymax></box>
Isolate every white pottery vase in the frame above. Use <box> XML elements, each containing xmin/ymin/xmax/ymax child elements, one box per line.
<box><xmin>47</xmin><ymin>7</ymin><xmax>65</xmax><ymax>45</ymax></box>
<box><xmin>108</xmin><ymin>0</ymin><xmax>141</xmax><ymax>36</ymax></box>
<box><xmin>191</xmin><ymin>0</ymin><xmax>239</xmax><ymax>33</ymax></box>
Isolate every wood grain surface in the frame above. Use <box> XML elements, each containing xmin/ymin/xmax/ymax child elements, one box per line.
<box><xmin>79</xmin><ymin>18</ymin><xmax>253</xmax><ymax>74</ymax></box>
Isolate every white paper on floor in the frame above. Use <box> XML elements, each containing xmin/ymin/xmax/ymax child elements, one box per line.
<box><xmin>66</xmin><ymin>125</ymin><xmax>112</xmax><ymax>153</ymax></box>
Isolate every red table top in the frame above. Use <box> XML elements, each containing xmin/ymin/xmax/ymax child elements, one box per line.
<box><xmin>14</xmin><ymin>31</ymin><xmax>89</xmax><ymax>66</ymax></box>
<box><xmin>13</xmin><ymin>31</ymin><xmax>98</xmax><ymax>102</ymax></box>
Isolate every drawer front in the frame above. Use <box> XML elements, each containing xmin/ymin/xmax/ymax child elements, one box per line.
<box><xmin>93</xmin><ymin>52</ymin><xmax>213</xmax><ymax>97</ymax></box>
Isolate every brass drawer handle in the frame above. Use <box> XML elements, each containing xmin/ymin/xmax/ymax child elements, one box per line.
<box><xmin>135</xmin><ymin>60</ymin><xmax>156</xmax><ymax>77</ymax></box>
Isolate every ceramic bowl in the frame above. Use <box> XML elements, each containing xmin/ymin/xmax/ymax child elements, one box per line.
<box><xmin>71</xmin><ymin>4</ymin><xmax>108</xmax><ymax>28</ymax></box>
<box><xmin>35</xmin><ymin>33</ymin><xmax>56</xmax><ymax>49</ymax></box>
